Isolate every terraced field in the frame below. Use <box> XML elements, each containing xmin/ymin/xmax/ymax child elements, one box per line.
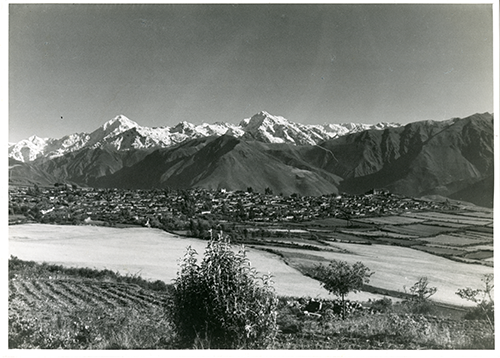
<box><xmin>262</xmin><ymin>209</ymin><xmax>493</xmax><ymax>267</ymax></box>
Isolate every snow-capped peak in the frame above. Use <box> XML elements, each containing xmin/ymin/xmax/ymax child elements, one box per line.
<box><xmin>86</xmin><ymin>115</ymin><xmax>140</xmax><ymax>148</ymax></box>
<box><xmin>242</xmin><ymin>111</ymin><xmax>288</xmax><ymax>127</ymax></box>
<box><xmin>27</xmin><ymin>135</ymin><xmax>48</xmax><ymax>145</ymax></box>
<box><xmin>8</xmin><ymin>112</ymin><xmax>402</xmax><ymax>162</ymax></box>
<box><xmin>101</xmin><ymin>115</ymin><xmax>139</xmax><ymax>134</ymax></box>
<box><xmin>242</xmin><ymin>111</ymin><xmax>323</xmax><ymax>145</ymax></box>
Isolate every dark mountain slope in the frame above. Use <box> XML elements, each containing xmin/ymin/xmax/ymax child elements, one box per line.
<box><xmin>9</xmin><ymin>158</ymin><xmax>57</xmax><ymax>186</ymax></box>
<box><xmin>94</xmin><ymin>135</ymin><xmax>341</xmax><ymax>196</ymax></box>
<box><xmin>31</xmin><ymin>147</ymin><xmax>153</xmax><ymax>184</ymax></box>
<box><xmin>317</xmin><ymin>113</ymin><xmax>493</xmax><ymax>200</ymax></box>
<box><xmin>448</xmin><ymin>174</ymin><xmax>494</xmax><ymax>208</ymax></box>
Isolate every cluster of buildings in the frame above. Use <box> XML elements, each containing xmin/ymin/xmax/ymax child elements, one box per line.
<box><xmin>9</xmin><ymin>184</ymin><xmax>453</xmax><ymax>229</ymax></box>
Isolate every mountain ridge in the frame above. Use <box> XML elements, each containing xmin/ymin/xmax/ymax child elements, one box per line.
<box><xmin>8</xmin><ymin>112</ymin><xmax>494</xmax><ymax>207</ymax></box>
<box><xmin>9</xmin><ymin>111</ymin><xmax>400</xmax><ymax>162</ymax></box>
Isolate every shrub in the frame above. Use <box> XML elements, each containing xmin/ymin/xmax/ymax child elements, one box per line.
<box><xmin>367</xmin><ymin>297</ymin><xmax>393</xmax><ymax>313</ymax></box>
<box><xmin>169</xmin><ymin>233</ymin><xmax>278</xmax><ymax>349</ymax></box>
<box><xmin>456</xmin><ymin>273</ymin><xmax>494</xmax><ymax>331</ymax></box>
<box><xmin>403</xmin><ymin>277</ymin><xmax>437</xmax><ymax>314</ymax></box>
<box><xmin>314</xmin><ymin>260</ymin><xmax>373</xmax><ymax>319</ymax></box>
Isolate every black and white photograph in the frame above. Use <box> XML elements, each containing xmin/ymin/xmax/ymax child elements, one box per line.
<box><xmin>5</xmin><ymin>1</ymin><xmax>497</xmax><ymax>353</ymax></box>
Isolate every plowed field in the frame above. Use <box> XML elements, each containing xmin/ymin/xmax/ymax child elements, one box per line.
<box><xmin>10</xmin><ymin>278</ymin><xmax>169</xmax><ymax>312</ymax></box>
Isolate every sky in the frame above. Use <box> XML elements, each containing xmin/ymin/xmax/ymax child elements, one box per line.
<box><xmin>8</xmin><ymin>3</ymin><xmax>495</xmax><ymax>142</ymax></box>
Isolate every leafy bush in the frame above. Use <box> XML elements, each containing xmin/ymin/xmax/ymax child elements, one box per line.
<box><xmin>366</xmin><ymin>297</ymin><xmax>393</xmax><ymax>314</ymax></box>
<box><xmin>169</xmin><ymin>234</ymin><xmax>279</xmax><ymax>349</ymax></box>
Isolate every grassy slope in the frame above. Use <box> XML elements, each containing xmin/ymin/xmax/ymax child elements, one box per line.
<box><xmin>8</xmin><ymin>257</ymin><xmax>494</xmax><ymax>350</ymax></box>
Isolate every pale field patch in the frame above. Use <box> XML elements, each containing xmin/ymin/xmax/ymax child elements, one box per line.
<box><xmin>421</xmin><ymin>243</ymin><xmax>492</xmax><ymax>252</ymax></box>
<box><xmin>267</xmin><ymin>242</ymin><xmax>493</xmax><ymax>306</ymax></box>
<box><xmin>451</xmin><ymin>231</ymin><xmax>493</xmax><ymax>242</ymax></box>
<box><xmin>9</xmin><ymin>224</ymin><xmax>385</xmax><ymax>301</ymax></box>
<box><xmin>421</xmin><ymin>234</ymin><xmax>491</xmax><ymax>246</ymax></box>
<box><xmin>354</xmin><ymin>216</ymin><xmax>425</xmax><ymax>225</ymax></box>
<box><xmin>402</xmin><ymin>212</ymin><xmax>493</xmax><ymax>226</ymax></box>
<box><xmin>460</xmin><ymin>245</ymin><xmax>494</xmax><ymax>252</ymax></box>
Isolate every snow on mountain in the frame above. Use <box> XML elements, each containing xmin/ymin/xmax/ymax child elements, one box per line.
<box><xmin>8</xmin><ymin>133</ymin><xmax>90</xmax><ymax>162</ymax></box>
<box><xmin>86</xmin><ymin>115</ymin><xmax>140</xmax><ymax>148</ymax></box>
<box><xmin>8</xmin><ymin>112</ymin><xmax>401</xmax><ymax>162</ymax></box>
<box><xmin>8</xmin><ymin>136</ymin><xmax>49</xmax><ymax>162</ymax></box>
<box><xmin>240</xmin><ymin>111</ymin><xmax>400</xmax><ymax>145</ymax></box>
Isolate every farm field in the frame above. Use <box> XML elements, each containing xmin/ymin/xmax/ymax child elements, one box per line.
<box><xmin>402</xmin><ymin>212</ymin><xmax>493</xmax><ymax>226</ymax></box>
<box><xmin>453</xmin><ymin>230</ymin><xmax>494</xmax><ymax>242</ymax></box>
<box><xmin>422</xmin><ymin>221</ymin><xmax>471</xmax><ymax>229</ymax></box>
<box><xmin>421</xmin><ymin>234</ymin><xmax>490</xmax><ymax>246</ymax></box>
<box><xmin>303</xmin><ymin>208</ymin><xmax>495</xmax><ymax>266</ymax></box>
<box><xmin>10</xmin><ymin>277</ymin><xmax>170</xmax><ymax>313</ymax></box>
<box><xmin>9</xmin><ymin>202</ymin><xmax>494</xmax><ymax>331</ymax></box>
<box><xmin>382</xmin><ymin>223</ymin><xmax>455</xmax><ymax>236</ymax></box>
<box><xmin>8</xmin><ymin>224</ymin><xmax>381</xmax><ymax>301</ymax></box>
<box><xmin>8</xmin><ymin>257</ymin><xmax>176</xmax><ymax>349</ymax></box>
<box><xmin>255</xmin><ymin>241</ymin><xmax>492</xmax><ymax>307</ymax></box>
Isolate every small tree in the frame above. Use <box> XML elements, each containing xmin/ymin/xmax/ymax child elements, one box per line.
<box><xmin>456</xmin><ymin>274</ymin><xmax>494</xmax><ymax>331</ymax></box>
<box><xmin>403</xmin><ymin>277</ymin><xmax>437</xmax><ymax>314</ymax></box>
<box><xmin>315</xmin><ymin>260</ymin><xmax>373</xmax><ymax>319</ymax></box>
<box><xmin>169</xmin><ymin>233</ymin><xmax>278</xmax><ymax>349</ymax></box>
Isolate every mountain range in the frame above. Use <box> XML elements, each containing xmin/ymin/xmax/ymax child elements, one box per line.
<box><xmin>8</xmin><ymin>111</ymin><xmax>494</xmax><ymax>207</ymax></box>
<box><xmin>8</xmin><ymin>111</ymin><xmax>399</xmax><ymax>162</ymax></box>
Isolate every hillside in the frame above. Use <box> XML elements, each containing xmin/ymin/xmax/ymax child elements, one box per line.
<box><xmin>10</xmin><ymin>147</ymin><xmax>153</xmax><ymax>185</ymax></box>
<box><xmin>8</xmin><ymin>159</ymin><xmax>57</xmax><ymax>186</ymax></box>
<box><xmin>93</xmin><ymin>135</ymin><xmax>342</xmax><ymax>196</ymax></box>
<box><xmin>316</xmin><ymin>113</ymin><xmax>494</xmax><ymax>205</ymax></box>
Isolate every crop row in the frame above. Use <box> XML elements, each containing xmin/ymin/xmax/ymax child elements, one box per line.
<box><xmin>9</xmin><ymin>278</ymin><xmax>170</xmax><ymax>312</ymax></box>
